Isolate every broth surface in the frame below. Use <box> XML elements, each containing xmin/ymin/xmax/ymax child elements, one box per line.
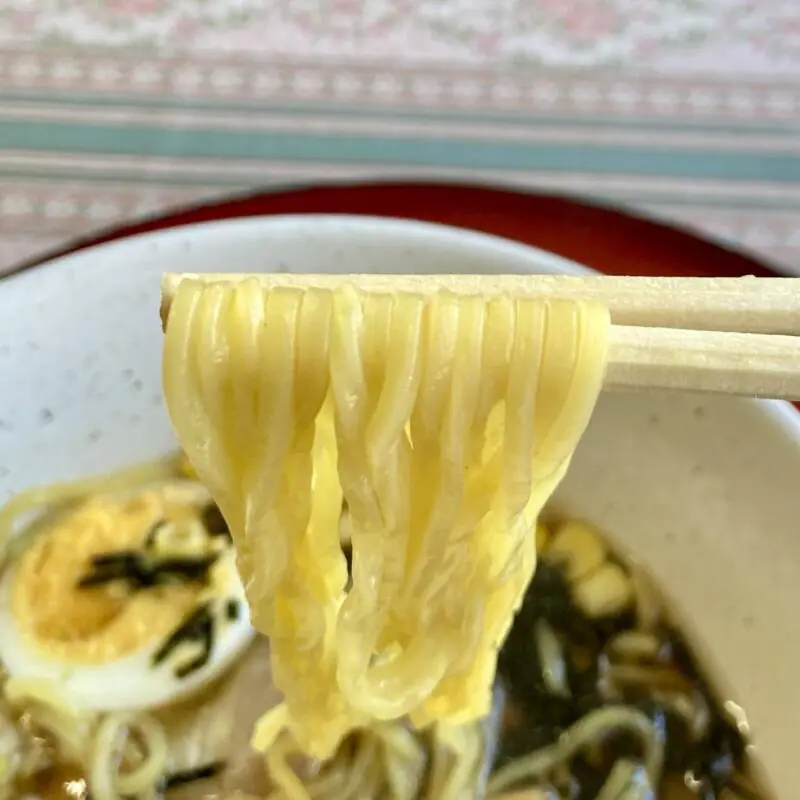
<box><xmin>0</xmin><ymin>464</ymin><xmax>766</xmax><ymax>800</ymax></box>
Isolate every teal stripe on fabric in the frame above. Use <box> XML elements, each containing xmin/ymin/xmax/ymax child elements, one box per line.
<box><xmin>0</xmin><ymin>89</ymin><xmax>798</xmax><ymax>138</ymax></box>
<box><xmin>1</xmin><ymin>120</ymin><xmax>799</xmax><ymax>181</ymax></box>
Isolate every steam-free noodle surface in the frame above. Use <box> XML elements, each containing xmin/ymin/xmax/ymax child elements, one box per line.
<box><xmin>162</xmin><ymin>278</ymin><xmax>610</xmax><ymax>763</ymax></box>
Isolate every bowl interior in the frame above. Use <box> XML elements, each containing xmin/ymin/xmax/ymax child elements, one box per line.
<box><xmin>0</xmin><ymin>214</ymin><xmax>798</xmax><ymax>796</ymax></box>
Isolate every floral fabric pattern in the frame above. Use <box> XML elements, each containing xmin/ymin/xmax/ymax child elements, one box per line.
<box><xmin>0</xmin><ymin>0</ymin><xmax>796</xmax><ymax>73</ymax></box>
<box><xmin>0</xmin><ymin>0</ymin><xmax>797</xmax><ymax>276</ymax></box>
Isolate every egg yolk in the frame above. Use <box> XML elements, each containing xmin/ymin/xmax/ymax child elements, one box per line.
<box><xmin>12</xmin><ymin>490</ymin><xmax>206</xmax><ymax>664</ymax></box>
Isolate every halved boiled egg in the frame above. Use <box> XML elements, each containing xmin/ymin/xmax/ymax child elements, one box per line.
<box><xmin>0</xmin><ymin>480</ymin><xmax>255</xmax><ymax>712</ymax></box>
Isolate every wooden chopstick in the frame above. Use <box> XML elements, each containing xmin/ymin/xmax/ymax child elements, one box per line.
<box><xmin>162</xmin><ymin>274</ymin><xmax>800</xmax><ymax>334</ymax></box>
<box><xmin>606</xmin><ymin>327</ymin><xmax>800</xmax><ymax>399</ymax></box>
<box><xmin>160</xmin><ymin>274</ymin><xmax>800</xmax><ymax>401</ymax></box>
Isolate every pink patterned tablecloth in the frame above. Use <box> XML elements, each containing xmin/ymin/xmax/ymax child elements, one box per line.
<box><xmin>0</xmin><ymin>0</ymin><xmax>798</xmax><ymax>274</ymax></box>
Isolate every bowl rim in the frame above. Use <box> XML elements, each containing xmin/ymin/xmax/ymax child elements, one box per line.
<box><xmin>8</xmin><ymin>210</ymin><xmax>799</xmax><ymax>440</ymax></box>
<box><xmin>3</xmin><ymin>211</ymin><xmax>798</xmax><ymax>796</ymax></box>
<box><xmin>1</xmin><ymin>180</ymin><xmax>783</xmax><ymax>281</ymax></box>
<box><xmin>4</xmin><ymin>212</ymin><xmax>592</xmax><ymax>282</ymax></box>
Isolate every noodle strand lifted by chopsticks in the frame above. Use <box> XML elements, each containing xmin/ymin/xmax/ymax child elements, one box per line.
<box><xmin>162</xmin><ymin>279</ymin><xmax>610</xmax><ymax>772</ymax></box>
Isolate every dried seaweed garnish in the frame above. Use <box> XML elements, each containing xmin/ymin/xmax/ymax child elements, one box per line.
<box><xmin>162</xmin><ymin>760</ymin><xmax>226</xmax><ymax>790</ymax></box>
<box><xmin>201</xmin><ymin>503</ymin><xmax>232</xmax><ymax>541</ymax></box>
<box><xmin>77</xmin><ymin>550</ymin><xmax>219</xmax><ymax>591</ymax></box>
<box><xmin>152</xmin><ymin>601</ymin><xmax>215</xmax><ymax>679</ymax></box>
<box><xmin>495</xmin><ymin>550</ymin><xmax>761</xmax><ymax>799</ymax></box>
<box><xmin>225</xmin><ymin>598</ymin><xmax>240</xmax><ymax>621</ymax></box>
<box><xmin>144</xmin><ymin>519</ymin><xmax>169</xmax><ymax>548</ymax></box>
<box><xmin>85</xmin><ymin>761</ymin><xmax>227</xmax><ymax>799</ymax></box>
<box><xmin>497</xmin><ymin>560</ymin><xmax>604</xmax><ymax>756</ymax></box>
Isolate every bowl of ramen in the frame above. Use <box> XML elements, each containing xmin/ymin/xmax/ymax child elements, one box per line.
<box><xmin>0</xmin><ymin>214</ymin><xmax>797</xmax><ymax>800</ymax></box>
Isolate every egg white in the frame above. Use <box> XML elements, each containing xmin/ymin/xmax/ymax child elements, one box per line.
<box><xmin>0</xmin><ymin>484</ymin><xmax>256</xmax><ymax>713</ymax></box>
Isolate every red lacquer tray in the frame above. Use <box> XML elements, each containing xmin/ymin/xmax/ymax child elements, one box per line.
<box><xmin>7</xmin><ymin>181</ymin><xmax>776</xmax><ymax>280</ymax></box>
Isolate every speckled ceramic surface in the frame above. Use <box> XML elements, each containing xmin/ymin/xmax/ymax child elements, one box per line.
<box><xmin>0</xmin><ymin>216</ymin><xmax>797</xmax><ymax>797</ymax></box>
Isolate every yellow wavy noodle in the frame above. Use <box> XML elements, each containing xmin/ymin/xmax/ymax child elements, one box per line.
<box><xmin>162</xmin><ymin>279</ymin><xmax>610</xmax><ymax>770</ymax></box>
<box><xmin>4</xmin><ymin>678</ymin><xmax>167</xmax><ymax>800</ymax></box>
<box><xmin>427</xmin><ymin>722</ymin><xmax>484</xmax><ymax>800</ymax></box>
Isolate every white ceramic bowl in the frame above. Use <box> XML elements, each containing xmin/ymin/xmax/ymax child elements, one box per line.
<box><xmin>0</xmin><ymin>215</ymin><xmax>797</xmax><ymax>797</ymax></box>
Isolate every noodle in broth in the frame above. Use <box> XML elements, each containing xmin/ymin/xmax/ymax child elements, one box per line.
<box><xmin>0</xmin><ymin>462</ymin><xmax>765</xmax><ymax>799</ymax></box>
